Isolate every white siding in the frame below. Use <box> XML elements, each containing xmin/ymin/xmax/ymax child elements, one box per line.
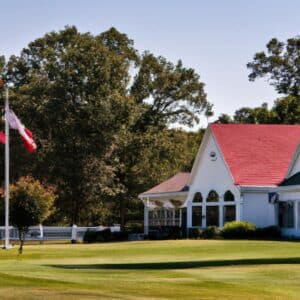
<box><xmin>242</xmin><ymin>193</ymin><xmax>276</xmax><ymax>227</ymax></box>
<box><xmin>187</xmin><ymin>132</ymin><xmax>239</xmax><ymax>203</ymax></box>
<box><xmin>186</xmin><ymin>132</ymin><xmax>240</xmax><ymax>228</ymax></box>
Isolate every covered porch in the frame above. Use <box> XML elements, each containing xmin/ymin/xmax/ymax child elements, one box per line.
<box><xmin>139</xmin><ymin>172</ymin><xmax>190</xmax><ymax>235</ymax></box>
<box><xmin>140</xmin><ymin>191</ymin><xmax>188</xmax><ymax>235</ymax></box>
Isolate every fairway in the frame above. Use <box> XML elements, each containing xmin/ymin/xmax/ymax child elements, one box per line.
<box><xmin>1</xmin><ymin>240</ymin><xmax>300</xmax><ymax>299</ymax></box>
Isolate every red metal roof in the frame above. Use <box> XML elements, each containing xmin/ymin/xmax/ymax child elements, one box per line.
<box><xmin>141</xmin><ymin>172</ymin><xmax>190</xmax><ymax>195</ymax></box>
<box><xmin>211</xmin><ymin>124</ymin><xmax>300</xmax><ymax>186</ymax></box>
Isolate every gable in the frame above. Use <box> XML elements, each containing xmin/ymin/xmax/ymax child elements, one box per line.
<box><xmin>211</xmin><ymin>124</ymin><xmax>300</xmax><ymax>186</ymax></box>
<box><xmin>188</xmin><ymin>128</ymin><xmax>238</xmax><ymax>198</ymax></box>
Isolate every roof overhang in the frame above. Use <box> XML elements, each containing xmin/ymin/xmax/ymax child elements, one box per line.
<box><xmin>239</xmin><ymin>185</ymin><xmax>277</xmax><ymax>193</ymax></box>
<box><xmin>139</xmin><ymin>191</ymin><xmax>188</xmax><ymax>200</ymax></box>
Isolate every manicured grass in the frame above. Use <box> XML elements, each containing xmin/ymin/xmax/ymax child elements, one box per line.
<box><xmin>1</xmin><ymin>240</ymin><xmax>300</xmax><ymax>299</ymax></box>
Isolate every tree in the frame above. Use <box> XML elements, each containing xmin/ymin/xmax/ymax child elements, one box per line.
<box><xmin>215</xmin><ymin>114</ymin><xmax>233</xmax><ymax>124</ymax></box>
<box><xmin>247</xmin><ymin>37</ymin><xmax>300</xmax><ymax>97</ymax></box>
<box><xmin>9</xmin><ymin>176</ymin><xmax>56</xmax><ymax>253</ymax></box>
<box><xmin>0</xmin><ymin>26</ymin><xmax>210</xmax><ymax>227</ymax></box>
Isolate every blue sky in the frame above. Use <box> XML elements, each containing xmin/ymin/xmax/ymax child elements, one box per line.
<box><xmin>1</xmin><ymin>0</ymin><xmax>299</xmax><ymax>126</ymax></box>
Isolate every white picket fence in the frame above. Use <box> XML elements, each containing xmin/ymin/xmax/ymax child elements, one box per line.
<box><xmin>0</xmin><ymin>225</ymin><xmax>120</xmax><ymax>242</ymax></box>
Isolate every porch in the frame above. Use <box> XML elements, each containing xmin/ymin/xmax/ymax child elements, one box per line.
<box><xmin>141</xmin><ymin>191</ymin><xmax>188</xmax><ymax>235</ymax></box>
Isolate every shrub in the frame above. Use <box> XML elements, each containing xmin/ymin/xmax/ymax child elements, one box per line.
<box><xmin>221</xmin><ymin>221</ymin><xmax>256</xmax><ymax>239</ymax></box>
<box><xmin>202</xmin><ymin>226</ymin><xmax>220</xmax><ymax>239</ymax></box>
<box><xmin>255</xmin><ymin>226</ymin><xmax>281</xmax><ymax>239</ymax></box>
<box><xmin>124</xmin><ymin>222</ymin><xmax>143</xmax><ymax>234</ymax></box>
<box><xmin>188</xmin><ymin>228</ymin><xmax>202</xmax><ymax>239</ymax></box>
<box><xmin>83</xmin><ymin>228</ymin><xmax>111</xmax><ymax>243</ymax></box>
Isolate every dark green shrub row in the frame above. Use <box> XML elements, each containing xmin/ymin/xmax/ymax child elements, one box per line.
<box><xmin>83</xmin><ymin>228</ymin><xmax>128</xmax><ymax>243</ymax></box>
<box><xmin>221</xmin><ymin>221</ymin><xmax>281</xmax><ymax>239</ymax></box>
<box><xmin>188</xmin><ymin>226</ymin><xmax>221</xmax><ymax>239</ymax></box>
<box><xmin>221</xmin><ymin>221</ymin><xmax>256</xmax><ymax>239</ymax></box>
<box><xmin>188</xmin><ymin>222</ymin><xmax>281</xmax><ymax>240</ymax></box>
<box><xmin>148</xmin><ymin>226</ymin><xmax>185</xmax><ymax>240</ymax></box>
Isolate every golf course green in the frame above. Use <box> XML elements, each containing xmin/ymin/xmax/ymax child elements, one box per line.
<box><xmin>1</xmin><ymin>240</ymin><xmax>300</xmax><ymax>299</ymax></box>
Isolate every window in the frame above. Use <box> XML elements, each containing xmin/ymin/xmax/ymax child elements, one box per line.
<box><xmin>206</xmin><ymin>206</ymin><xmax>219</xmax><ymax>226</ymax></box>
<box><xmin>278</xmin><ymin>202</ymin><xmax>294</xmax><ymax>228</ymax></box>
<box><xmin>193</xmin><ymin>192</ymin><xmax>203</xmax><ymax>203</ymax></box>
<box><xmin>207</xmin><ymin>190</ymin><xmax>219</xmax><ymax>202</ymax></box>
<box><xmin>192</xmin><ymin>206</ymin><xmax>202</xmax><ymax>227</ymax></box>
<box><xmin>223</xmin><ymin>205</ymin><xmax>236</xmax><ymax>224</ymax></box>
<box><xmin>224</xmin><ymin>190</ymin><xmax>235</xmax><ymax>202</ymax></box>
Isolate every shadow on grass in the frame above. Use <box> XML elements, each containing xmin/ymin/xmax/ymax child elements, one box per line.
<box><xmin>48</xmin><ymin>257</ymin><xmax>300</xmax><ymax>270</ymax></box>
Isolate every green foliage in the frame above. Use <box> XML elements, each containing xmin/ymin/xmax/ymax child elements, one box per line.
<box><xmin>8</xmin><ymin>176</ymin><xmax>56</xmax><ymax>253</ymax></box>
<box><xmin>218</xmin><ymin>36</ymin><xmax>300</xmax><ymax>125</ymax></box>
<box><xmin>188</xmin><ymin>228</ymin><xmax>202</xmax><ymax>239</ymax></box>
<box><xmin>202</xmin><ymin>226</ymin><xmax>220</xmax><ymax>239</ymax></box>
<box><xmin>247</xmin><ymin>37</ymin><xmax>300</xmax><ymax>97</ymax></box>
<box><xmin>0</xmin><ymin>26</ymin><xmax>210</xmax><ymax>227</ymax></box>
<box><xmin>83</xmin><ymin>228</ymin><xmax>128</xmax><ymax>243</ymax></box>
<box><xmin>124</xmin><ymin>222</ymin><xmax>143</xmax><ymax>234</ymax></box>
<box><xmin>221</xmin><ymin>221</ymin><xmax>256</xmax><ymax>239</ymax></box>
<box><xmin>255</xmin><ymin>226</ymin><xmax>281</xmax><ymax>240</ymax></box>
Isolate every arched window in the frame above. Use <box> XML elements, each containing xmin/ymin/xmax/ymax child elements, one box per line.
<box><xmin>206</xmin><ymin>190</ymin><xmax>219</xmax><ymax>202</ymax></box>
<box><xmin>193</xmin><ymin>192</ymin><xmax>203</xmax><ymax>203</ymax></box>
<box><xmin>224</xmin><ymin>190</ymin><xmax>235</xmax><ymax>202</ymax></box>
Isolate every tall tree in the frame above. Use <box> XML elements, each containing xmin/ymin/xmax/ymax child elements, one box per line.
<box><xmin>1</xmin><ymin>26</ymin><xmax>210</xmax><ymax>226</ymax></box>
<box><xmin>247</xmin><ymin>37</ymin><xmax>300</xmax><ymax>97</ymax></box>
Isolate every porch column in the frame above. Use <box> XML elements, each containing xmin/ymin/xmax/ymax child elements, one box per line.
<box><xmin>219</xmin><ymin>200</ymin><xmax>224</xmax><ymax>228</ymax></box>
<box><xmin>164</xmin><ymin>209</ymin><xmax>168</xmax><ymax>226</ymax></box>
<box><xmin>294</xmin><ymin>201</ymin><xmax>298</xmax><ymax>230</ymax></box>
<box><xmin>172</xmin><ymin>209</ymin><xmax>175</xmax><ymax>226</ymax></box>
<box><xmin>202</xmin><ymin>202</ymin><xmax>206</xmax><ymax>228</ymax></box>
<box><xmin>179</xmin><ymin>209</ymin><xmax>182</xmax><ymax>227</ymax></box>
<box><xmin>187</xmin><ymin>204</ymin><xmax>192</xmax><ymax>229</ymax></box>
<box><xmin>144</xmin><ymin>201</ymin><xmax>149</xmax><ymax>235</ymax></box>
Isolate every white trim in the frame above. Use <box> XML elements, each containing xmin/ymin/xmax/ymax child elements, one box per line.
<box><xmin>285</xmin><ymin>142</ymin><xmax>300</xmax><ymax>178</ymax></box>
<box><xmin>188</xmin><ymin>125</ymin><xmax>236</xmax><ymax>191</ymax></box>
<box><xmin>188</xmin><ymin>127</ymin><xmax>211</xmax><ymax>185</ymax></box>
<box><xmin>240</xmin><ymin>185</ymin><xmax>277</xmax><ymax>193</ymax></box>
<box><xmin>139</xmin><ymin>191</ymin><xmax>188</xmax><ymax>199</ymax></box>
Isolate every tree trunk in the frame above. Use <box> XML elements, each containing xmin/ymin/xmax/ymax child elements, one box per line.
<box><xmin>120</xmin><ymin>196</ymin><xmax>126</xmax><ymax>232</ymax></box>
<box><xmin>18</xmin><ymin>230</ymin><xmax>25</xmax><ymax>254</ymax></box>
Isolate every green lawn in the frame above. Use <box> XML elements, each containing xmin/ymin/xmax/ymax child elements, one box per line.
<box><xmin>1</xmin><ymin>240</ymin><xmax>300</xmax><ymax>299</ymax></box>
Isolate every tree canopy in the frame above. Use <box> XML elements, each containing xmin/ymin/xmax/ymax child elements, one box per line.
<box><xmin>0</xmin><ymin>26</ymin><xmax>210</xmax><ymax>227</ymax></box>
<box><xmin>217</xmin><ymin>36</ymin><xmax>300</xmax><ymax>125</ymax></box>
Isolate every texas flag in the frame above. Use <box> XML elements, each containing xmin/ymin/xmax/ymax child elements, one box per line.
<box><xmin>0</xmin><ymin>131</ymin><xmax>5</xmax><ymax>144</ymax></box>
<box><xmin>5</xmin><ymin>109</ymin><xmax>37</xmax><ymax>153</ymax></box>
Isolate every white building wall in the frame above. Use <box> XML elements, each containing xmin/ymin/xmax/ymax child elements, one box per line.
<box><xmin>187</xmin><ymin>132</ymin><xmax>240</xmax><ymax>228</ymax></box>
<box><xmin>242</xmin><ymin>192</ymin><xmax>276</xmax><ymax>227</ymax></box>
<box><xmin>188</xmin><ymin>133</ymin><xmax>239</xmax><ymax>202</ymax></box>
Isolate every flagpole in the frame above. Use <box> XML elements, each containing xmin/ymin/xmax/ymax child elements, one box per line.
<box><xmin>4</xmin><ymin>86</ymin><xmax>11</xmax><ymax>249</ymax></box>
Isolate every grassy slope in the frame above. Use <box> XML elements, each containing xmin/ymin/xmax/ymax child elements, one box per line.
<box><xmin>1</xmin><ymin>240</ymin><xmax>300</xmax><ymax>299</ymax></box>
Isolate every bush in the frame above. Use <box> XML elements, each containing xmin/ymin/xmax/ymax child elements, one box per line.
<box><xmin>124</xmin><ymin>222</ymin><xmax>143</xmax><ymax>234</ymax></box>
<box><xmin>188</xmin><ymin>228</ymin><xmax>202</xmax><ymax>239</ymax></box>
<box><xmin>221</xmin><ymin>221</ymin><xmax>256</xmax><ymax>239</ymax></box>
<box><xmin>202</xmin><ymin>226</ymin><xmax>220</xmax><ymax>239</ymax></box>
<box><xmin>255</xmin><ymin>226</ymin><xmax>281</xmax><ymax>240</ymax></box>
<box><xmin>147</xmin><ymin>226</ymin><xmax>185</xmax><ymax>240</ymax></box>
<box><xmin>83</xmin><ymin>228</ymin><xmax>112</xmax><ymax>243</ymax></box>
